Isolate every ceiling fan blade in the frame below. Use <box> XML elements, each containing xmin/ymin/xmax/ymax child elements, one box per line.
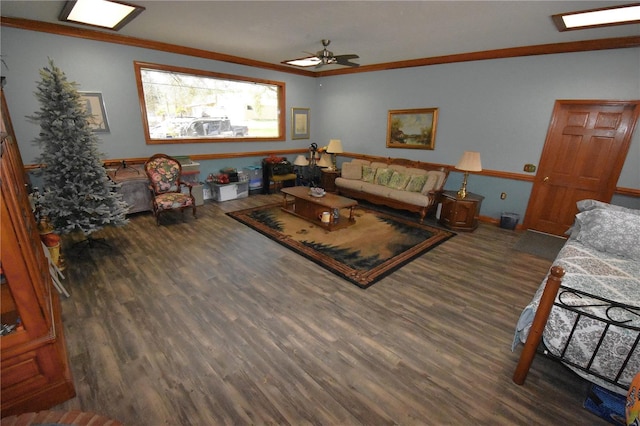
<box><xmin>334</xmin><ymin>54</ymin><xmax>360</xmax><ymax>67</ymax></box>
<box><xmin>335</xmin><ymin>54</ymin><xmax>359</xmax><ymax>60</ymax></box>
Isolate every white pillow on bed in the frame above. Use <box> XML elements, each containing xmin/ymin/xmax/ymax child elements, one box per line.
<box><xmin>574</xmin><ymin>208</ymin><xmax>640</xmax><ymax>261</ymax></box>
<box><xmin>567</xmin><ymin>199</ymin><xmax>640</xmax><ymax>237</ymax></box>
<box><xmin>577</xmin><ymin>199</ymin><xmax>640</xmax><ymax>215</ymax></box>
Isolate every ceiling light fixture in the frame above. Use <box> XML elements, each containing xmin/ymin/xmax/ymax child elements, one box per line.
<box><xmin>552</xmin><ymin>3</ymin><xmax>640</xmax><ymax>31</ymax></box>
<box><xmin>282</xmin><ymin>56</ymin><xmax>322</xmax><ymax>68</ymax></box>
<box><xmin>59</xmin><ymin>0</ymin><xmax>145</xmax><ymax>31</ymax></box>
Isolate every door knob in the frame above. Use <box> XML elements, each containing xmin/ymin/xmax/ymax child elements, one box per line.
<box><xmin>543</xmin><ymin>176</ymin><xmax>549</xmax><ymax>182</ymax></box>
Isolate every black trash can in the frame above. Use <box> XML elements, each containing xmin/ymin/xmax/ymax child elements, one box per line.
<box><xmin>500</xmin><ymin>212</ymin><xmax>520</xmax><ymax>230</ymax></box>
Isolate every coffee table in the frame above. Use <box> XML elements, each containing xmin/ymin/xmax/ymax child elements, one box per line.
<box><xmin>281</xmin><ymin>187</ymin><xmax>358</xmax><ymax>231</ymax></box>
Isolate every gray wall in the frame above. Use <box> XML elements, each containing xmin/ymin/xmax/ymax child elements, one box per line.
<box><xmin>2</xmin><ymin>25</ymin><xmax>639</xmax><ymax>219</ymax></box>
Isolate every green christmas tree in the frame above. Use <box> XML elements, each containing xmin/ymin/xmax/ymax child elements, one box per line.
<box><xmin>31</xmin><ymin>58</ymin><xmax>128</xmax><ymax>236</ymax></box>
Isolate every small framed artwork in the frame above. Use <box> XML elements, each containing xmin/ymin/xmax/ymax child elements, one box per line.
<box><xmin>291</xmin><ymin>107</ymin><xmax>310</xmax><ymax>139</ymax></box>
<box><xmin>386</xmin><ymin>108</ymin><xmax>438</xmax><ymax>150</ymax></box>
<box><xmin>79</xmin><ymin>92</ymin><xmax>110</xmax><ymax>133</ymax></box>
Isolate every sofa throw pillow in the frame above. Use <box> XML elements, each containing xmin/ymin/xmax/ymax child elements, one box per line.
<box><xmin>406</xmin><ymin>175</ymin><xmax>428</xmax><ymax>192</ymax></box>
<box><xmin>362</xmin><ymin>166</ymin><xmax>376</xmax><ymax>183</ymax></box>
<box><xmin>420</xmin><ymin>172</ymin><xmax>441</xmax><ymax>195</ymax></box>
<box><xmin>374</xmin><ymin>168</ymin><xmax>394</xmax><ymax>186</ymax></box>
<box><xmin>341</xmin><ymin>162</ymin><xmax>362</xmax><ymax>180</ymax></box>
<box><xmin>574</xmin><ymin>208</ymin><xmax>640</xmax><ymax>261</ymax></box>
<box><xmin>386</xmin><ymin>171</ymin><xmax>410</xmax><ymax>190</ymax></box>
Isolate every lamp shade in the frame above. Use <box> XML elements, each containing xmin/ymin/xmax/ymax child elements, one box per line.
<box><xmin>294</xmin><ymin>155</ymin><xmax>309</xmax><ymax>166</ymax></box>
<box><xmin>326</xmin><ymin>139</ymin><xmax>343</xmax><ymax>154</ymax></box>
<box><xmin>455</xmin><ymin>151</ymin><xmax>482</xmax><ymax>172</ymax></box>
<box><xmin>317</xmin><ymin>153</ymin><xmax>332</xmax><ymax>168</ymax></box>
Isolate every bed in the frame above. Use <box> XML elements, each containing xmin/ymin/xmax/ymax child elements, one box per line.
<box><xmin>512</xmin><ymin>200</ymin><xmax>640</xmax><ymax>395</ymax></box>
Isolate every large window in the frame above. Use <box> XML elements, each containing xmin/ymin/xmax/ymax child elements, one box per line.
<box><xmin>134</xmin><ymin>61</ymin><xmax>285</xmax><ymax>144</ymax></box>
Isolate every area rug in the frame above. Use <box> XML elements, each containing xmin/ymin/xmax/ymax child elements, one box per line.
<box><xmin>513</xmin><ymin>230</ymin><xmax>566</xmax><ymax>261</ymax></box>
<box><xmin>227</xmin><ymin>203</ymin><xmax>454</xmax><ymax>288</ymax></box>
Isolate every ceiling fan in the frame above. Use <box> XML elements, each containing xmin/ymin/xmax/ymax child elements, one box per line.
<box><xmin>284</xmin><ymin>40</ymin><xmax>360</xmax><ymax>68</ymax></box>
<box><xmin>312</xmin><ymin>39</ymin><xmax>360</xmax><ymax>68</ymax></box>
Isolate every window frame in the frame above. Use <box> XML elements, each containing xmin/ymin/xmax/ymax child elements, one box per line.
<box><xmin>134</xmin><ymin>61</ymin><xmax>286</xmax><ymax>144</ymax></box>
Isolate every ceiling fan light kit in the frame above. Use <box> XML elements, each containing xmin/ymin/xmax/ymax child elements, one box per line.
<box><xmin>283</xmin><ymin>39</ymin><xmax>360</xmax><ymax>69</ymax></box>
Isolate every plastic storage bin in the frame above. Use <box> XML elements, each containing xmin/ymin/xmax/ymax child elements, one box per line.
<box><xmin>212</xmin><ymin>182</ymin><xmax>249</xmax><ymax>202</ymax></box>
<box><xmin>500</xmin><ymin>212</ymin><xmax>520</xmax><ymax>230</ymax></box>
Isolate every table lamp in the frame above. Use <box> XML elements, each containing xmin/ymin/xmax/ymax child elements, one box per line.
<box><xmin>317</xmin><ymin>153</ymin><xmax>333</xmax><ymax>168</ymax></box>
<box><xmin>293</xmin><ymin>155</ymin><xmax>309</xmax><ymax>167</ymax></box>
<box><xmin>326</xmin><ymin>139</ymin><xmax>343</xmax><ymax>171</ymax></box>
<box><xmin>455</xmin><ymin>151</ymin><xmax>482</xmax><ymax>199</ymax></box>
<box><xmin>294</xmin><ymin>155</ymin><xmax>309</xmax><ymax>186</ymax></box>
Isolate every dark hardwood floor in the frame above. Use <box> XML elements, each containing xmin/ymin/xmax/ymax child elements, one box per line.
<box><xmin>50</xmin><ymin>194</ymin><xmax>608</xmax><ymax>425</ymax></box>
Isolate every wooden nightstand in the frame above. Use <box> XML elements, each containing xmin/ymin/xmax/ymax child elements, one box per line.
<box><xmin>320</xmin><ymin>169</ymin><xmax>341</xmax><ymax>192</ymax></box>
<box><xmin>439</xmin><ymin>190</ymin><xmax>484</xmax><ymax>232</ymax></box>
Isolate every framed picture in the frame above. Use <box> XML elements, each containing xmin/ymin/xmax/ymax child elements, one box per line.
<box><xmin>79</xmin><ymin>92</ymin><xmax>110</xmax><ymax>133</ymax></box>
<box><xmin>291</xmin><ymin>107</ymin><xmax>310</xmax><ymax>139</ymax></box>
<box><xmin>386</xmin><ymin>108</ymin><xmax>438</xmax><ymax>150</ymax></box>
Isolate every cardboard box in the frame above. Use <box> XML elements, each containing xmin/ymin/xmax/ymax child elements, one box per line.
<box><xmin>182</xmin><ymin>162</ymin><xmax>200</xmax><ymax>173</ymax></box>
<box><xmin>182</xmin><ymin>183</ymin><xmax>204</xmax><ymax>206</ymax></box>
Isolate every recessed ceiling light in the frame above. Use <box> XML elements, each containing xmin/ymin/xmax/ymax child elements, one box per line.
<box><xmin>553</xmin><ymin>3</ymin><xmax>640</xmax><ymax>31</ymax></box>
<box><xmin>282</xmin><ymin>56</ymin><xmax>322</xmax><ymax>68</ymax></box>
<box><xmin>59</xmin><ymin>0</ymin><xmax>145</xmax><ymax>31</ymax></box>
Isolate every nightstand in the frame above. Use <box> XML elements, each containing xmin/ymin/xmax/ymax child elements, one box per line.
<box><xmin>320</xmin><ymin>169</ymin><xmax>341</xmax><ymax>192</ymax></box>
<box><xmin>439</xmin><ymin>190</ymin><xmax>484</xmax><ymax>232</ymax></box>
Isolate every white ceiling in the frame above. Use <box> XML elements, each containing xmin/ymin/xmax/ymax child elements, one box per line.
<box><xmin>2</xmin><ymin>1</ymin><xmax>639</xmax><ymax>71</ymax></box>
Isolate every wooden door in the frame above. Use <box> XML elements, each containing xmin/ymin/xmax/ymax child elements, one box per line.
<box><xmin>523</xmin><ymin>100</ymin><xmax>639</xmax><ymax>236</ymax></box>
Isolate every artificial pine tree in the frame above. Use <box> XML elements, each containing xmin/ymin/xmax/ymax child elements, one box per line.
<box><xmin>31</xmin><ymin>58</ymin><xmax>128</xmax><ymax>238</ymax></box>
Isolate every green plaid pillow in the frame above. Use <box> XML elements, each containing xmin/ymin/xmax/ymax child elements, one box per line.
<box><xmin>386</xmin><ymin>171</ymin><xmax>410</xmax><ymax>190</ymax></box>
<box><xmin>362</xmin><ymin>166</ymin><xmax>376</xmax><ymax>183</ymax></box>
<box><xmin>374</xmin><ymin>168</ymin><xmax>394</xmax><ymax>186</ymax></box>
<box><xmin>406</xmin><ymin>175</ymin><xmax>428</xmax><ymax>192</ymax></box>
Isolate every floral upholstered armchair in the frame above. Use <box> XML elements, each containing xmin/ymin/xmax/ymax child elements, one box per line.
<box><xmin>144</xmin><ymin>154</ymin><xmax>196</xmax><ymax>225</ymax></box>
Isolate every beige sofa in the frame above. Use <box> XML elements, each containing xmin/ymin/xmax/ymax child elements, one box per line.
<box><xmin>335</xmin><ymin>157</ymin><xmax>449</xmax><ymax>222</ymax></box>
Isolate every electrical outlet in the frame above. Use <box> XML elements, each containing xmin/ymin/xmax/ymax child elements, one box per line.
<box><xmin>500</xmin><ymin>192</ymin><xmax>507</xmax><ymax>200</ymax></box>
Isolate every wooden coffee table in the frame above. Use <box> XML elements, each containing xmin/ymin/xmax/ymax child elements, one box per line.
<box><xmin>281</xmin><ymin>186</ymin><xmax>358</xmax><ymax>231</ymax></box>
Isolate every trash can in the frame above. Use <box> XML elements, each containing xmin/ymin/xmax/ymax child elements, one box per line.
<box><xmin>500</xmin><ymin>212</ymin><xmax>520</xmax><ymax>230</ymax></box>
<box><xmin>244</xmin><ymin>165</ymin><xmax>262</xmax><ymax>195</ymax></box>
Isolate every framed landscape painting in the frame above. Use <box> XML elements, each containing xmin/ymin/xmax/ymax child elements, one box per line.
<box><xmin>386</xmin><ymin>108</ymin><xmax>438</xmax><ymax>150</ymax></box>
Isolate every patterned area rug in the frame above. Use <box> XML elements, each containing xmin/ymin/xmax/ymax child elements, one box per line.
<box><xmin>227</xmin><ymin>203</ymin><xmax>454</xmax><ymax>288</ymax></box>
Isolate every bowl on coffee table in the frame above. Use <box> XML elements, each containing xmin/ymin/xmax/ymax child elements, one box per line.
<box><xmin>309</xmin><ymin>187</ymin><xmax>326</xmax><ymax>198</ymax></box>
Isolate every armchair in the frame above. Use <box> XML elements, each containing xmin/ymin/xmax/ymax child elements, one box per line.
<box><xmin>144</xmin><ymin>154</ymin><xmax>196</xmax><ymax>225</ymax></box>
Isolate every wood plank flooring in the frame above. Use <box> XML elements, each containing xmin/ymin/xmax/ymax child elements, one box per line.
<box><xmin>49</xmin><ymin>194</ymin><xmax>608</xmax><ymax>425</ymax></box>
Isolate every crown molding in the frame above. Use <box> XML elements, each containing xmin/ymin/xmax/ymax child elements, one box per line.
<box><xmin>2</xmin><ymin>16</ymin><xmax>639</xmax><ymax>78</ymax></box>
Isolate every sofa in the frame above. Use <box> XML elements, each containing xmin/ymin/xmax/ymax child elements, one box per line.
<box><xmin>335</xmin><ymin>157</ymin><xmax>449</xmax><ymax>222</ymax></box>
